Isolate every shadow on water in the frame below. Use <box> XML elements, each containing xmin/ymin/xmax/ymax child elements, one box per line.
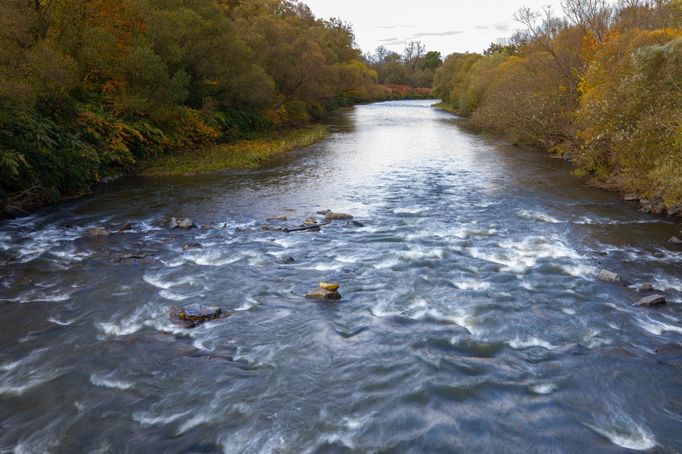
<box><xmin>0</xmin><ymin>100</ymin><xmax>681</xmax><ymax>452</ymax></box>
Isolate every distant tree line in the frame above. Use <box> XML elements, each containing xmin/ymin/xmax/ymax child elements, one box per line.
<box><xmin>0</xmin><ymin>0</ymin><xmax>387</xmax><ymax>210</ymax></box>
<box><xmin>434</xmin><ymin>0</ymin><xmax>682</xmax><ymax>213</ymax></box>
<box><xmin>365</xmin><ymin>41</ymin><xmax>443</xmax><ymax>88</ymax></box>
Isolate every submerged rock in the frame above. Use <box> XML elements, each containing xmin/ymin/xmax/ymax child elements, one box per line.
<box><xmin>317</xmin><ymin>209</ymin><xmax>331</xmax><ymax>215</ymax></box>
<box><xmin>280</xmin><ymin>256</ymin><xmax>295</xmax><ymax>264</ymax></box>
<box><xmin>637</xmin><ymin>283</ymin><xmax>655</xmax><ymax>294</ymax></box>
<box><xmin>267</xmin><ymin>215</ymin><xmax>288</xmax><ymax>222</ymax></box>
<box><xmin>85</xmin><ymin>227</ymin><xmax>110</xmax><ymax>238</ymax></box>
<box><xmin>346</xmin><ymin>220</ymin><xmax>365</xmax><ymax>227</ymax></box>
<box><xmin>114</xmin><ymin>252</ymin><xmax>149</xmax><ymax>263</ymax></box>
<box><xmin>305</xmin><ymin>288</ymin><xmax>342</xmax><ymax>301</ymax></box>
<box><xmin>597</xmin><ymin>270</ymin><xmax>621</xmax><ymax>283</ymax></box>
<box><xmin>117</xmin><ymin>222</ymin><xmax>133</xmax><ymax>232</ymax></box>
<box><xmin>182</xmin><ymin>242</ymin><xmax>203</xmax><ymax>251</ymax></box>
<box><xmin>635</xmin><ymin>294</ymin><xmax>666</xmax><ymax>307</ymax></box>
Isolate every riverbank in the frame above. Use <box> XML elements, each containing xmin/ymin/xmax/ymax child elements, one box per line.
<box><xmin>432</xmin><ymin>101</ymin><xmax>682</xmax><ymax>218</ymax></box>
<box><xmin>141</xmin><ymin>125</ymin><xmax>328</xmax><ymax>177</ymax></box>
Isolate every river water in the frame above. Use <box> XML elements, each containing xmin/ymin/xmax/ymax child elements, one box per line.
<box><xmin>1</xmin><ymin>100</ymin><xmax>681</xmax><ymax>453</ymax></box>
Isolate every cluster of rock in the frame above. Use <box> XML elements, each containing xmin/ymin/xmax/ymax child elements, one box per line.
<box><xmin>305</xmin><ymin>282</ymin><xmax>342</xmax><ymax>301</ymax></box>
<box><xmin>597</xmin><ymin>269</ymin><xmax>667</xmax><ymax>307</ymax></box>
<box><xmin>260</xmin><ymin>209</ymin><xmax>363</xmax><ymax>233</ymax></box>
<box><xmin>625</xmin><ymin>194</ymin><xmax>682</xmax><ymax>217</ymax></box>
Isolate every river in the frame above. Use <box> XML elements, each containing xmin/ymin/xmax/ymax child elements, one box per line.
<box><xmin>1</xmin><ymin>100</ymin><xmax>681</xmax><ymax>453</ymax></box>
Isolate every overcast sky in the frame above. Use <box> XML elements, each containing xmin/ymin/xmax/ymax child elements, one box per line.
<box><xmin>303</xmin><ymin>0</ymin><xmax>566</xmax><ymax>56</ymax></box>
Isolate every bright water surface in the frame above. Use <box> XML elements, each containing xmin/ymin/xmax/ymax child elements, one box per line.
<box><xmin>1</xmin><ymin>100</ymin><xmax>681</xmax><ymax>453</ymax></box>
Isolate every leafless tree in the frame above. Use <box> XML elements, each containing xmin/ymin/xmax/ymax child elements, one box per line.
<box><xmin>561</xmin><ymin>0</ymin><xmax>612</xmax><ymax>41</ymax></box>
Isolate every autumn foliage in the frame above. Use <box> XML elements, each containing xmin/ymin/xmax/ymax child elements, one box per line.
<box><xmin>0</xmin><ymin>0</ymin><xmax>380</xmax><ymax>210</ymax></box>
<box><xmin>434</xmin><ymin>0</ymin><xmax>682</xmax><ymax>213</ymax></box>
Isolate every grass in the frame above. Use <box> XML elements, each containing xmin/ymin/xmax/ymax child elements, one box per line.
<box><xmin>141</xmin><ymin>125</ymin><xmax>328</xmax><ymax>176</ymax></box>
<box><xmin>431</xmin><ymin>101</ymin><xmax>457</xmax><ymax>113</ymax></box>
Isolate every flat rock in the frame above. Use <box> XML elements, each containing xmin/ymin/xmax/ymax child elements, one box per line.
<box><xmin>624</xmin><ymin>193</ymin><xmax>639</xmax><ymax>201</ymax></box>
<box><xmin>304</xmin><ymin>217</ymin><xmax>317</xmax><ymax>225</ymax></box>
<box><xmin>319</xmin><ymin>282</ymin><xmax>340</xmax><ymax>291</ymax></box>
<box><xmin>635</xmin><ymin>294</ymin><xmax>666</xmax><ymax>307</ymax></box>
<box><xmin>85</xmin><ymin>227</ymin><xmax>110</xmax><ymax>238</ymax></box>
<box><xmin>177</xmin><ymin>303</ymin><xmax>223</xmax><ymax>321</ymax></box>
<box><xmin>267</xmin><ymin>215</ymin><xmax>288</xmax><ymax>222</ymax></box>
<box><xmin>305</xmin><ymin>288</ymin><xmax>342</xmax><ymax>301</ymax></box>
<box><xmin>597</xmin><ymin>270</ymin><xmax>621</xmax><ymax>283</ymax></box>
<box><xmin>317</xmin><ymin>209</ymin><xmax>331</xmax><ymax>215</ymax></box>
<box><xmin>325</xmin><ymin>212</ymin><xmax>354</xmax><ymax>221</ymax></box>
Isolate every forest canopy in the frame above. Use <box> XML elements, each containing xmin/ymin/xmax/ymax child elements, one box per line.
<box><xmin>0</xmin><ymin>0</ymin><xmax>386</xmax><ymax>209</ymax></box>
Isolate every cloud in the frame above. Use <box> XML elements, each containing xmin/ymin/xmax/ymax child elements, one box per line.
<box><xmin>410</xmin><ymin>30</ymin><xmax>465</xmax><ymax>38</ymax></box>
<box><xmin>377</xmin><ymin>25</ymin><xmax>411</xmax><ymax>30</ymax></box>
<box><xmin>494</xmin><ymin>22</ymin><xmax>511</xmax><ymax>31</ymax></box>
<box><xmin>475</xmin><ymin>25</ymin><xmax>490</xmax><ymax>30</ymax></box>
<box><xmin>378</xmin><ymin>37</ymin><xmax>401</xmax><ymax>43</ymax></box>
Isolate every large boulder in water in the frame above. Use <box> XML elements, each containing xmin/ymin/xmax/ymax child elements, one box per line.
<box><xmin>174</xmin><ymin>304</ymin><xmax>224</xmax><ymax>322</ymax></box>
<box><xmin>635</xmin><ymin>294</ymin><xmax>666</xmax><ymax>307</ymax></box>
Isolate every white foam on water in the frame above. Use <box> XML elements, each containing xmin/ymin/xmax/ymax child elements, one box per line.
<box><xmin>176</xmin><ymin>413</ymin><xmax>212</xmax><ymax>435</ymax></box>
<box><xmin>454</xmin><ymin>280</ymin><xmax>491</xmax><ymax>291</ymax></box>
<box><xmin>373</xmin><ymin>256</ymin><xmax>401</xmax><ymax>269</ymax></box>
<box><xmin>0</xmin><ymin>370</ymin><xmax>60</xmax><ymax>396</ymax></box>
<box><xmin>587</xmin><ymin>415</ymin><xmax>656</xmax><ymax>451</ymax></box>
<box><xmin>562</xmin><ymin>308</ymin><xmax>577</xmax><ymax>315</ymax></box>
<box><xmin>143</xmin><ymin>273</ymin><xmax>197</xmax><ymax>290</ymax></box>
<box><xmin>90</xmin><ymin>373</ymin><xmax>134</xmax><ymax>390</ymax></box>
<box><xmin>530</xmin><ymin>383</ymin><xmax>558</xmax><ymax>395</ymax></box>
<box><xmin>466</xmin><ymin>236</ymin><xmax>582</xmax><ymax>274</ymax></box>
<box><xmin>97</xmin><ymin>320</ymin><xmax>143</xmax><ymax>337</ymax></box>
<box><xmin>507</xmin><ymin>337</ymin><xmax>557</xmax><ymax>350</ymax></box>
<box><xmin>185</xmin><ymin>250</ymin><xmax>243</xmax><ymax>266</ymax></box>
<box><xmin>517</xmin><ymin>210</ymin><xmax>562</xmax><ymax>223</ymax></box>
<box><xmin>451</xmin><ymin>226</ymin><xmax>498</xmax><ymax>239</ymax></box>
<box><xmin>159</xmin><ymin>289</ymin><xmax>191</xmax><ymax>301</ymax></box>
<box><xmin>393</xmin><ymin>207</ymin><xmax>428</xmax><ymax>214</ymax></box>
<box><xmin>235</xmin><ymin>296</ymin><xmax>260</xmax><ymax>311</ymax></box>
<box><xmin>133</xmin><ymin>410</ymin><xmax>190</xmax><ymax>427</ymax></box>
<box><xmin>307</xmin><ymin>261</ymin><xmax>344</xmax><ymax>271</ymax></box>
<box><xmin>47</xmin><ymin>316</ymin><xmax>76</xmax><ymax>326</ymax></box>
<box><xmin>636</xmin><ymin>317</ymin><xmax>682</xmax><ymax>336</ymax></box>
<box><xmin>401</xmin><ymin>247</ymin><xmax>444</xmax><ymax>261</ymax></box>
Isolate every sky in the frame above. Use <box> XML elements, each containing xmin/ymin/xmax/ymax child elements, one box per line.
<box><xmin>302</xmin><ymin>0</ymin><xmax>566</xmax><ymax>56</ymax></box>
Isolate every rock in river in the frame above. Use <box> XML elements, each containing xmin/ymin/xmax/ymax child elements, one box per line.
<box><xmin>85</xmin><ymin>227</ymin><xmax>110</xmax><ymax>238</ymax></box>
<box><xmin>669</xmin><ymin>236</ymin><xmax>682</xmax><ymax>245</ymax></box>
<box><xmin>635</xmin><ymin>294</ymin><xmax>666</xmax><ymax>307</ymax></box>
<box><xmin>306</xmin><ymin>282</ymin><xmax>342</xmax><ymax>300</ymax></box>
<box><xmin>325</xmin><ymin>212</ymin><xmax>354</xmax><ymax>221</ymax></box>
<box><xmin>168</xmin><ymin>217</ymin><xmax>196</xmax><ymax>229</ymax></box>
<box><xmin>637</xmin><ymin>282</ymin><xmax>655</xmax><ymax>294</ymax></box>
<box><xmin>267</xmin><ymin>215</ymin><xmax>288</xmax><ymax>222</ymax></box>
<box><xmin>183</xmin><ymin>242</ymin><xmax>203</xmax><ymax>251</ymax></box>
<box><xmin>597</xmin><ymin>270</ymin><xmax>621</xmax><ymax>283</ymax></box>
<box><xmin>171</xmin><ymin>304</ymin><xmax>227</xmax><ymax>327</ymax></box>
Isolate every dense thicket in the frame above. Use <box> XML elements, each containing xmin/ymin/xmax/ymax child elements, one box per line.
<box><xmin>365</xmin><ymin>41</ymin><xmax>443</xmax><ymax>88</ymax></box>
<box><xmin>434</xmin><ymin>0</ymin><xmax>682</xmax><ymax>213</ymax></box>
<box><xmin>0</xmin><ymin>0</ymin><xmax>381</xmax><ymax>210</ymax></box>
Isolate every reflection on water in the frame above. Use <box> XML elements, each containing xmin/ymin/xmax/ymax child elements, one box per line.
<box><xmin>1</xmin><ymin>100</ymin><xmax>681</xmax><ymax>452</ymax></box>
